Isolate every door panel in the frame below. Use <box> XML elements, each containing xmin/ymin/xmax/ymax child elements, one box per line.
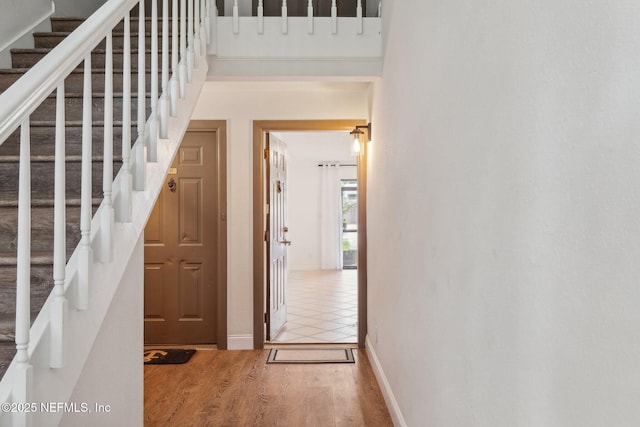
<box><xmin>144</xmin><ymin>130</ymin><xmax>219</xmax><ymax>344</ymax></box>
<box><xmin>144</xmin><ymin>264</ymin><xmax>166</xmax><ymax>320</ymax></box>
<box><xmin>178</xmin><ymin>263</ymin><xmax>203</xmax><ymax>319</ymax></box>
<box><xmin>179</xmin><ymin>178</ymin><xmax>202</xmax><ymax>243</ymax></box>
<box><xmin>266</xmin><ymin>134</ymin><xmax>289</xmax><ymax>340</ymax></box>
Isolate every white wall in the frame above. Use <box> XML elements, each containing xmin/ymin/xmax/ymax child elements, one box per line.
<box><xmin>60</xmin><ymin>235</ymin><xmax>144</xmax><ymax>427</ymax></box>
<box><xmin>368</xmin><ymin>0</ymin><xmax>640</xmax><ymax>426</ymax></box>
<box><xmin>0</xmin><ymin>0</ymin><xmax>54</xmax><ymax>68</ymax></box>
<box><xmin>273</xmin><ymin>131</ymin><xmax>357</xmax><ymax>270</ymax></box>
<box><xmin>191</xmin><ymin>81</ymin><xmax>369</xmax><ymax>346</ymax></box>
<box><xmin>53</xmin><ymin>0</ymin><xmax>108</xmax><ymax>18</ymax></box>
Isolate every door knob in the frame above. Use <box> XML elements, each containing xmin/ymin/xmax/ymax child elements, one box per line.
<box><xmin>168</xmin><ymin>178</ymin><xmax>177</xmax><ymax>192</ymax></box>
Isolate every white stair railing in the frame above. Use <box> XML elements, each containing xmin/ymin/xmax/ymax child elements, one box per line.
<box><xmin>0</xmin><ymin>0</ymin><xmax>211</xmax><ymax>422</ymax></box>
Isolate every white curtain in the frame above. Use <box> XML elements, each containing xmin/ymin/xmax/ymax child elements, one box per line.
<box><xmin>320</xmin><ymin>164</ymin><xmax>343</xmax><ymax>269</ymax></box>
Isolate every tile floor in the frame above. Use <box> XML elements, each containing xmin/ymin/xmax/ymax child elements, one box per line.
<box><xmin>271</xmin><ymin>269</ymin><xmax>358</xmax><ymax>344</ymax></box>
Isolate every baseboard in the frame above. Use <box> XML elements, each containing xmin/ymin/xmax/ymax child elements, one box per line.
<box><xmin>365</xmin><ymin>335</ymin><xmax>408</xmax><ymax>427</ymax></box>
<box><xmin>228</xmin><ymin>334</ymin><xmax>253</xmax><ymax>350</ymax></box>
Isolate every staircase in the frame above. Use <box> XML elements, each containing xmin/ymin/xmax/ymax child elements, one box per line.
<box><xmin>0</xmin><ymin>16</ymin><xmax>161</xmax><ymax>379</ymax></box>
<box><xmin>0</xmin><ymin>1</ymin><xmax>209</xmax><ymax>422</ymax></box>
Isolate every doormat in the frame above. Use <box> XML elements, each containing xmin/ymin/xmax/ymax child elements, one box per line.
<box><xmin>266</xmin><ymin>348</ymin><xmax>355</xmax><ymax>364</ymax></box>
<box><xmin>144</xmin><ymin>349</ymin><xmax>196</xmax><ymax>365</ymax></box>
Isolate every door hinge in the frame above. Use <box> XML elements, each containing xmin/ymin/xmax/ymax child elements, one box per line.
<box><xmin>264</xmin><ymin>313</ymin><xmax>269</xmax><ymax>323</ymax></box>
<box><xmin>264</xmin><ymin>230</ymin><xmax>270</xmax><ymax>242</ymax></box>
<box><xmin>263</xmin><ymin>148</ymin><xmax>269</xmax><ymax>159</ymax></box>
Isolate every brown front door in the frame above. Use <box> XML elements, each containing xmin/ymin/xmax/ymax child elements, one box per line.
<box><xmin>266</xmin><ymin>134</ymin><xmax>289</xmax><ymax>340</ymax></box>
<box><xmin>144</xmin><ymin>129</ymin><xmax>220</xmax><ymax>344</ymax></box>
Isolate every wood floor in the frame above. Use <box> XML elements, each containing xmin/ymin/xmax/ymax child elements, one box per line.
<box><xmin>144</xmin><ymin>348</ymin><xmax>393</xmax><ymax>426</ymax></box>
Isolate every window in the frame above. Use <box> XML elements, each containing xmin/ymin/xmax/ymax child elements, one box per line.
<box><xmin>341</xmin><ymin>180</ymin><xmax>358</xmax><ymax>269</ymax></box>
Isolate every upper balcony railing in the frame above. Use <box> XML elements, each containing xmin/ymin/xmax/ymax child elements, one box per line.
<box><xmin>209</xmin><ymin>0</ymin><xmax>382</xmax><ymax>76</ymax></box>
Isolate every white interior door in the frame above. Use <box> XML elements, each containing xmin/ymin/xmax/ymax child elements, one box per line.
<box><xmin>267</xmin><ymin>134</ymin><xmax>290</xmax><ymax>339</ymax></box>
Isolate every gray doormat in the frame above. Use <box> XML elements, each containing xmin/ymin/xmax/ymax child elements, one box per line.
<box><xmin>266</xmin><ymin>348</ymin><xmax>355</xmax><ymax>364</ymax></box>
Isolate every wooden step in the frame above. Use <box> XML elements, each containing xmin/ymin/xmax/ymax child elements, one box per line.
<box><xmin>11</xmin><ymin>48</ymin><xmax>160</xmax><ymax>70</ymax></box>
<box><xmin>0</xmin><ymin>341</ymin><xmax>15</xmax><ymax>378</ymax></box>
<box><xmin>0</xmin><ymin>68</ymin><xmax>158</xmax><ymax>93</ymax></box>
<box><xmin>1</xmin><ymin>122</ymin><xmax>134</xmax><ymax>157</ymax></box>
<box><xmin>0</xmin><ymin>205</ymin><xmax>82</xmax><ymax>254</ymax></box>
<box><xmin>34</xmin><ymin>32</ymin><xmax>172</xmax><ymax>50</ymax></box>
<box><xmin>26</xmin><ymin>93</ymin><xmax>151</xmax><ymax>123</ymax></box>
<box><xmin>0</xmin><ymin>157</ymin><xmax>123</xmax><ymax>203</ymax></box>
<box><xmin>50</xmin><ymin>17</ymin><xmax>176</xmax><ymax>33</ymax></box>
<box><xmin>0</xmin><ymin>255</ymin><xmax>56</xmax><ymax>322</ymax></box>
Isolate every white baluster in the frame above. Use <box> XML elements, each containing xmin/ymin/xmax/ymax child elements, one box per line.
<box><xmin>357</xmin><ymin>0</ymin><xmax>363</xmax><ymax>34</ymax></box>
<box><xmin>78</xmin><ymin>54</ymin><xmax>93</xmax><ymax>310</ymax></box>
<box><xmin>15</xmin><ymin>118</ymin><xmax>33</xmax><ymax>427</ymax></box>
<box><xmin>200</xmin><ymin>0</ymin><xmax>207</xmax><ymax>56</ymax></box>
<box><xmin>51</xmin><ymin>83</ymin><xmax>67</xmax><ymax>369</ymax></box>
<box><xmin>194</xmin><ymin>0</ymin><xmax>201</xmax><ymax>68</ymax></box>
<box><xmin>205</xmin><ymin>0</ymin><xmax>212</xmax><ymax>43</ymax></box>
<box><xmin>101</xmin><ymin>32</ymin><xmax>114</xmax><ymax>262</ymax></box>
<box><xmin>210</xmin><ymin>0</ymin><xmax>217</xmax><ymax>54</ymax></box>
<box><xmin>307</xmin><ymin>0</ymin><xmax>313</xmax><ymax>34</ymax></box>
<box><xmin>135</xmin><ymin>0</ymin><xmax>147</xmax><ymax>191</ymax></box>
<box><xmin>160</xmin><ymin>0</ymin><xmax>169</xmax><ymax>138</ymax></box>
<box><xmin>149</xmin><ymin>0</ymin><xmax>159</xmax><ymax>162</ymax></box>
<box><xmin>281</xmin><ymin>0</ymin><xmax>288</xmax><ymax>34</ymax></box>
<box><xmin>233</xmin><ymin>0</ymin><xmax>239</xmax><ymax>34</ymax></box>
<box><xmin>331</xmin><ymin>0</ymin><xmax>337</xmax><ymax>34</ymax></box>
<box><xmin>257</xmin><ymin>0</ymin><xmax>264</xmax><ymax>34</ymax></box>
<box><xmin>121</xmin><ymin>11</ymin><xmax>133</xmax><ymax>221</ymax></box>
<box><xmin>179</xmin><ymin>0</ymin><xmax>187</xmax><ymax>96</ymax></box>
<box><xmin>187</xmin><ymin>0</ymin><xmax>194</xmax><ymax>82</ymax></box>
<box><xmin>170</xmin><ymin>0</ymin><xmax>179</xmax><ymax>116</ymax></box>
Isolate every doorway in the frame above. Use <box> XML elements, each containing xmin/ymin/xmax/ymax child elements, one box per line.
<box><xmin>144</xmin><ymin>120</ymin><xmax>228</xmax><ymax>349</ymax></box>
<box><xmin>253</xmin><ymin>120</ymin><xmax>368</xmax><ymax>349</ymax></box>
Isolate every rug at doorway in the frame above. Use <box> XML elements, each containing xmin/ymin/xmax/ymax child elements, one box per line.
<box><xmin>144</xmin><ymin>349</ymin><xmax>196</xmax><ymax>365</ymax></box>
<box><xmin>266</xmin><ymin>348</ymin><xmax>355</xmax><ymax>364</ymax></box>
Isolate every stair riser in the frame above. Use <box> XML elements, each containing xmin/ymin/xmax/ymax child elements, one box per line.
<box><xmin>0</xmin><ymin>71</ymin><xmax>159</xmax><ymax>94</ymax></box>
<box><xmin>0</xmin><ymin>161</ymin><xmax>123</xmax><ymax>202</ymax></box>
<box><xmin>35</xmin><ymin>34</ymin><xmax>171</xmax><ymax>50</ymax></box>
<box><xmin>0</xmin><ymin>265</ymin><xmax>53</xmax><ymax>318</ymax></box>
<box><xmin>1</xmin><ymin>125</ymin><xmax>133</xmax><ymax>157</ymax></box>
<box><xmin>31</xmin><ymin>96</ymin><xmax>151</xmax><ymax>123</ymax></box>
<box><xmin>0</xmin><ymin>206</ymin><xmax>82</xmax><ymax>254</ymax></box>
<box><xmin>12</xmin><ymin>51</ymin><xmax>160</xmax><ymax>70</ymax></box>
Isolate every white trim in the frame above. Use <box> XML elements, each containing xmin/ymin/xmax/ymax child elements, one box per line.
<box><xmin>0</xmin><ymin>1</ymin><xmax>55</xmax><ymax>54</ymax></box>
<box><xmin>228</xmin><ymin>334</ymin><xmax>254</xmax><ymax>350</ymax></box>
<box><xmin>365</xmin><ymin>335</ymin><xmax>408</xmax><ymax>427</ymax></box>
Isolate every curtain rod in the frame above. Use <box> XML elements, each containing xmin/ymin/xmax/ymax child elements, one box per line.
<box><xmin>317</xmin><ymin>164</ymin><xmax>357</xmax><ymax>167</ymax></box>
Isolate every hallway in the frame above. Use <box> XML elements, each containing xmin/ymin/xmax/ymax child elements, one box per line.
<box><xmin>272</xmin><ymin>270</ymin><xmax>358</xmax><ymax>343</ymax></box>
<box><xmin>144</xmin><ymin>349</ymin><xmax>393</xmax><ymax>426</ymax></box>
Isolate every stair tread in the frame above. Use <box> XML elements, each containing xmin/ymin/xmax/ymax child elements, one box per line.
<box><xmin>0</xmin><ymin>154</ymin><xmax>124</xmax><ymax>162</ymax></box>
<box><xmin>51</xmin><ymin>17</ymin><xmax>175</xmax><ymax>21</ymax></box>
<box><xmin>34</xmin><ymin>31</ymin><xmax>173</xmax><ymax>36</ymax></box>
<box><xmin>0</xmin><ymin>68</ymin><xmax>158</xmax><ymax>74</ymax></box>
<box><xmin>0</xmin><ymin>198</ymin><xmax>102</xmax><ymax>208</ymax></box>
<box><xmin>0</xmin><ymin>251</ymin><xmax>55</xmax><ymax>265</ymax></box>
<box><xmin>12</xmin><ymin>48</ymin><xmax>157</xmax><ymax>54</ymax></box>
